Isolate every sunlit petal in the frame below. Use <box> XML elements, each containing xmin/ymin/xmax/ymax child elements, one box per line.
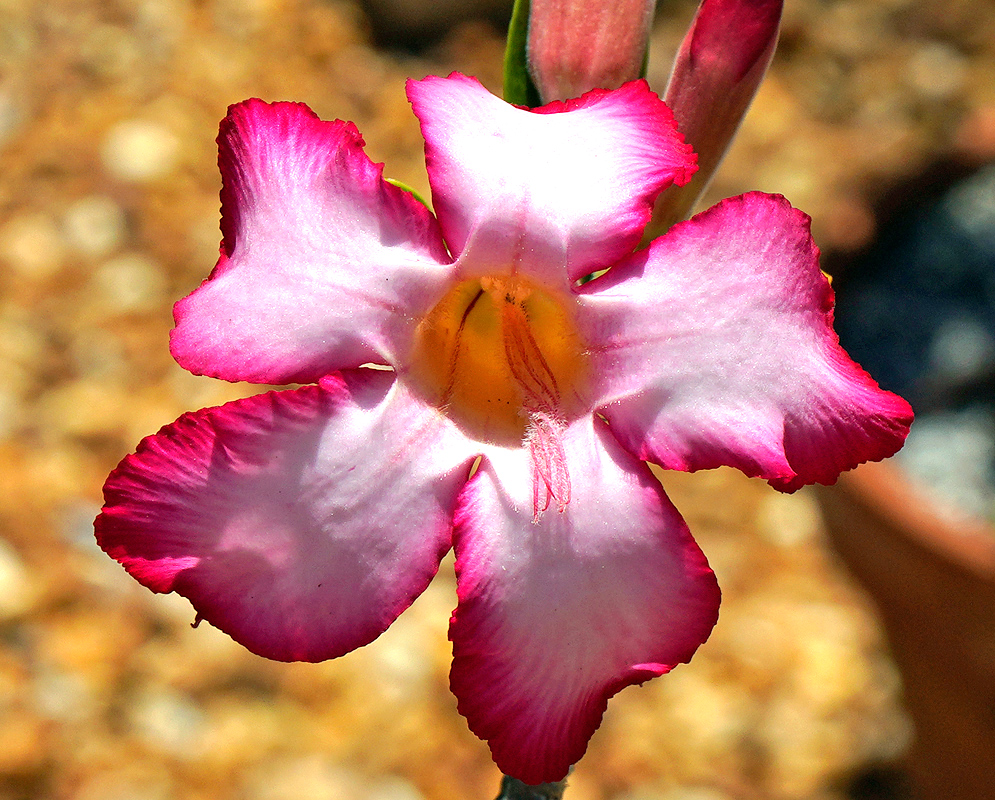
<box><xmin>580</xmin><ymin>192</ymin><xmax>912</xmax><ymax>491</ymax></box>
<box><xmin>171</xmin><ymin>99</ymin><xmax>452</xmax><ymax>385</ymax></box>
<box><xmin>407</xmin><ymin>74</ymin><xmax>695</xmax><ymax>289</ymax></box>
<box><xmin>96</xmin><ymin>372</ymin><xmax>474</xmax><ymax>662</ymax></box>
<box><xmin>449</xmin><ymin>416</ymin><xmax>719</xmax><ymax>783</ymax></box>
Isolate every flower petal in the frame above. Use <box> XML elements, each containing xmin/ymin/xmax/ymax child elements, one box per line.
<box><xmin>449</xmin><ymin>415</ymin><xmax>719</xmax><ymax>783</ymax></box>
<box><xmin>406</xmin><ymin>74</ymin><xmax>696</xmax><ymax>289</ymax></box>
<box><xmin>171</xmin><ymin>99</ymin><xmax>452</xmax><ymax>385</ymax></box>
<box><xmin>95</xmin><ymin>371</ymin><xmax>474</xmax><ymax>662</ymax></box>
<box><xmin>580</xmin><ymin>192</ymin><xmax>913</xmax><ymax>491</ymax></box>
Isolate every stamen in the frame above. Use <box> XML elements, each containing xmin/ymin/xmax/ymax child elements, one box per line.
<box><xmin>441</xmin><ymin>287</ymin><xmax>485</xmax><ymax>408</ymax></box>
<box><xmin>497</xmin><ymin>290</ymin><xmax>572</xmax><ymax>520</ymax></box>
<box><xmin>501</xmin><ymin>299</ymin><xmax>560</xmax><ymax>414</ymax></box>
<box><xmin>525</xmin><ymin>410</ymin><xmax>571</xmax><ymax>522</ymax></box>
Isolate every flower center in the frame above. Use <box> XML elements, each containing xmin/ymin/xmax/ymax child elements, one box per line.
<box><xmin>409</xmin><ymin>276</ymin><xmax>589</xmax><ymax>446</ymax></box>
<box><xmin>409</xmin><ymin>276</ymin><xmax>589</xmax><ymax>518</ymax></box>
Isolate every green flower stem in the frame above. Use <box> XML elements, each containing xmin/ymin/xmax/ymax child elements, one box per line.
<box><xmin>495</xmin><ymin>775</ymin><xmax>568</xmax><ymax>800</ymax></box>
<box><xmin>503</xmin><ymin>0</ymin><xmax>542</xmax><ymax>107</ymax></box>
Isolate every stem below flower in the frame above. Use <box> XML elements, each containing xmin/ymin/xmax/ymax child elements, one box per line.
<box><xmin>495</xmin><ymin>775</ymin><xmax>568</xmax><ymax>800</ymax></box>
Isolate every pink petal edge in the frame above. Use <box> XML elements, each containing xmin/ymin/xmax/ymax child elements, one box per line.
<box><xmin>449</xmin><ymin>415</ymin><xmax>719</xmax><ymax>783</ymax></box>
<box><xmin>96</xmin><ymin>372</ymin><xmax>474</xmax><ymax>662</ymax></box>
<box><xmin>171</xmin><ymin>98</ymin><xmax>452</xmax><ymax>385</ymax></box>
<box><xmin>579</xmin><ymin>191</ymin><xmax>913</xmax><ymax>491</ymax></box>
<box><xmin>407</xmin><ymin>73</ymin><xmax>696</xmax><ymax>289</ymax></box>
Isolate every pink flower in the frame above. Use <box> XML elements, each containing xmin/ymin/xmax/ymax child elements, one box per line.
<box><xmin>95</xmin><ymin>74</ymin><xmax>912</xmax><ymax>783</ymax></box>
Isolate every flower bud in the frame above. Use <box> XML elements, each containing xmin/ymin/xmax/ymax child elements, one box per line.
<box><xmin>647</xmin><ymin>0</ymin><xmax>783</xmax><ymax>238</ymax></box>
<box><xmin>527</xmin><ymin>0</ymin><xmax>657</xmax><ymax>103</ymax></box>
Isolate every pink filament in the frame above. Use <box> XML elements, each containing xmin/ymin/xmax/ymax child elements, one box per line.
<box><xmin>501</xmin><ymin>299</ymin><xmax>572</xmax><ymax>520</ymax></box>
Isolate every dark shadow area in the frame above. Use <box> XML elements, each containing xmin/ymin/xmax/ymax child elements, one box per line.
<box><xmin>839</xmin><ymin>764</ymin><xmax>914</xmax><ymax>800</ymax></box>
<box><xmin>355</xmin><ymin>0</ymin><xmax>514</xmax><ymax>49</ymax></box>
<box><xmin>827</xmin><ymin>158</ymin><xmax>995</xmax><ymax>415</ymax></box>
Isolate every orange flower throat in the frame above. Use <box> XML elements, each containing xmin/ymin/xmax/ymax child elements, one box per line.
<box><xmin>409</xmin><ymin>275</ymin><xmax>590</xmax><ymax>516</ymax></box>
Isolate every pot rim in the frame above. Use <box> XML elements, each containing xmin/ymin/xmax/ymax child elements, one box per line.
<box><xmin>831</xmin><ymin>459</ymin><xmax>995</xmax><ymax>579</ymax></box>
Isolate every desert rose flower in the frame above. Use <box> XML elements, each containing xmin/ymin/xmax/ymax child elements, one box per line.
<box><xmin>95</xmin><ymin>74</ymin><xmax>912</xmax><ymax>783</ymax></box>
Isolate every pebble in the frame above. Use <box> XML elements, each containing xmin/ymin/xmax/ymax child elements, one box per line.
<box><xmin>128</xmin><ymin>688</ymin><xmax>208</xmax><ymax>757</ymax></box>
<box><xmin>0</xmin><ymin>539</ymin><xmax>38</xmax><ymax>620</ymax></box>
<box><xmin>77</xmin><ymin>23</ymin><xmax>143</xmax><ymax>85</ymax></box>
<box><xmin>332</xmin><ymin>45</ymin><xmax>392</xmax><ymax>102</ymax></box>
<box><xmin>926</xmin><ymin>314</ymin><xmax>995</xmax><ymax>386</ymax></box>
<box><xmin>57</xmin><ymin>500</ymin><xmax>104</xmax><ymax>551</ymax></box>
<box><xmin>654</xmin><ymin>668</ymin><xmax>757</xmax><ymax>763</ymax></box>
<box><xmin>755</xmin><ymin>491</ymin><xmax>822</xmax><ymax>548</ymax></box>
<box><xmin>0</xmin><ymin>305</ymin><xmax>47</xmax><ymax>379</ymax></box>
<box><xmin>368</xmin><ymin>776</ymin><xmax>425</xmax><ymax>800</ymax></box>
<box><xmin>210</xmin><ymin>0</ymin><xmax>280</xmax><ymax>38</ymax></box>
<box><xmin>616</xmin><ymin>789</ymin><xmax>732</xmax><ymax>800</ymax></box>
<box><xmin>755</xmin><ymin>693</ymin><xmax>847</xmax><ymax>797</ymax></box>
<box><xmin>244</xmin><ymin>756</ymin><xmax>364</xmax><ymax>800</ymax></box>
<box><xmin>0</xmin><ymin>88</ymin><xmax>25</xmax><ymax>149</ymax></box>
<box><xmin>101</xmin><ymin>119</ymin><xmax>180</xmax><ymax>182</ymax></box>
<box><xmin>63</xmin><ymin>195</ymin><xmax>127</xmax><ymax>259</ymax></box>
<box><xmin>358</xmin><ymin>0</ymin><xmax>512</xmax><ymax>44</ymax></box>
<box><xmin>0</xmin><ymin>212</ymin><xmax>66</xmax><ymax>278</ymax></box>
<box><xmin>793</xmin><ymin>624</ymin><xmax>872</xmax><ymax>713</ymax></box>
<box><xmin>907</xmin><ymin>41</ymin><xmax>969</xmax><ymax>100</ymax></box>
<box><xmin>945</xmin><ymin>162</ymin><xmax>995</xmax><ymax>255</ymax></box>
<box><xmin>93</xmin><ymin>252</ymin><xmax>167</xmax><ymax>313</ymax></box>
<box><xmin>68</xmin><ymin>327</ymin><xmax>128</xmax><ymax>382</ymax></box>
<box><xmin>37</xmin><ymin>380</ymin><xmax>128</xmax><ymax>439</ymax></box>
<box><xmin>33</xmin><ymin>668</ymin><xmax>100</xmax><ymax>723</ymax></box>
<box><xmin>74</xmin><ymin>769</ymin><xmax>174</xmax><ymax>800</ymax></box>
<box><xmin>659</xmin><ymin>790</ymin><xmax>731</xmax><ymax>800</ymax></box>
<box><xmin>0</xmin><ymin>388</ymin><xmax>21</xmax><ymax>439</ymax></box>
<box><xmin>0</xmin><ymin>708</ymin><xmax>48</xmax><ymax>776</ymax></box>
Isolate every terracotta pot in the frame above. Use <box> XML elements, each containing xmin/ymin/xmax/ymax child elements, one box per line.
<box><xmin>815</xmin><ymin>461</ymin><xmax>995</xmax><ymax>800</ymax></box>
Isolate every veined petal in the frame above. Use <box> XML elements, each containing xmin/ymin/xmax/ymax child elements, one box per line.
<box><xmin>580</xmin><ymin>192</ymin><xmax>913</xmax><ymax>491</ymax></box>
<box><xmin>407</xmin><ymin>74</ymin><xmax>696</xmax><ymax>289</ymax></box>
<box><xmin>95</xmin><ymin>372</ymin><xmax>474</xmax><ymax>662</ymax></box>
<box><xmin>171</xmin><ymin>99</ymin><xmax>452</xmax><ymax>385</ymax></box>
<box><xmin>449</xmin><ymin>415</ymin><xmax>719</xmax><ymax>783</ymax></box>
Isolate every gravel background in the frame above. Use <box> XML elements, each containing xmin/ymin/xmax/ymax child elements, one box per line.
<box><xmin>1</xmin><ymin>0</ymin><xmax>994</xmax><ymax>798</ymax></box>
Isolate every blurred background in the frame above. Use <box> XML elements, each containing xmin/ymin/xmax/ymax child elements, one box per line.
<box><xmin>1</xmin><ymin>0</ymin><xmax>994</xmax><ymax>798</ymax></box>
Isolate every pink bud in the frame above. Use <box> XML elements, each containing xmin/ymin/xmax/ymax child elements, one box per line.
<box><xmin>647</xmin><ymin>0</ymin><xmax>783</xmax><ymax>238</ymax></box>
<box><xmin>527</xmin><ymin>0</ymin><xmax>657</xmax><ymax>103</ymax></box>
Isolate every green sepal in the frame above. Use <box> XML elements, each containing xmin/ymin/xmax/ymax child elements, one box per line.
<box><xmin>385</xmin><ymin>178</ymin><xmax>430</xmax><ymax>209</ymax></box>
<box><xmin>495</xmin><ymin>775</ymin><xmax>567</xmax><ymax>800</ymax></box>
<box><xmin>503</xmin><ymin>0</ymin><xmax>542</xmax><ymax>108</ymax></box>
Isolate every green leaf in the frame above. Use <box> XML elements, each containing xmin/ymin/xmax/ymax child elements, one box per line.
<box><xmin>503</xmin><ymin>0</ymin><xmax>542</xmax><ymax>107</ymax></box>
<box><xmin>385</xmin><ymin>178</ymin><xmax>430</xmax><ymax>209</ymax></box>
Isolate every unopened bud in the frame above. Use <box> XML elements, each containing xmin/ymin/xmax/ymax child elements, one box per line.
<box><xmin>647</xmin><ymin>0</ymin><xmax>783</xmax><ymax>238</ymax></box>
<box><xmin>527</xmin><ymin>0</ymin><xmax>657</xmax><ymax>103</ymax></box>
